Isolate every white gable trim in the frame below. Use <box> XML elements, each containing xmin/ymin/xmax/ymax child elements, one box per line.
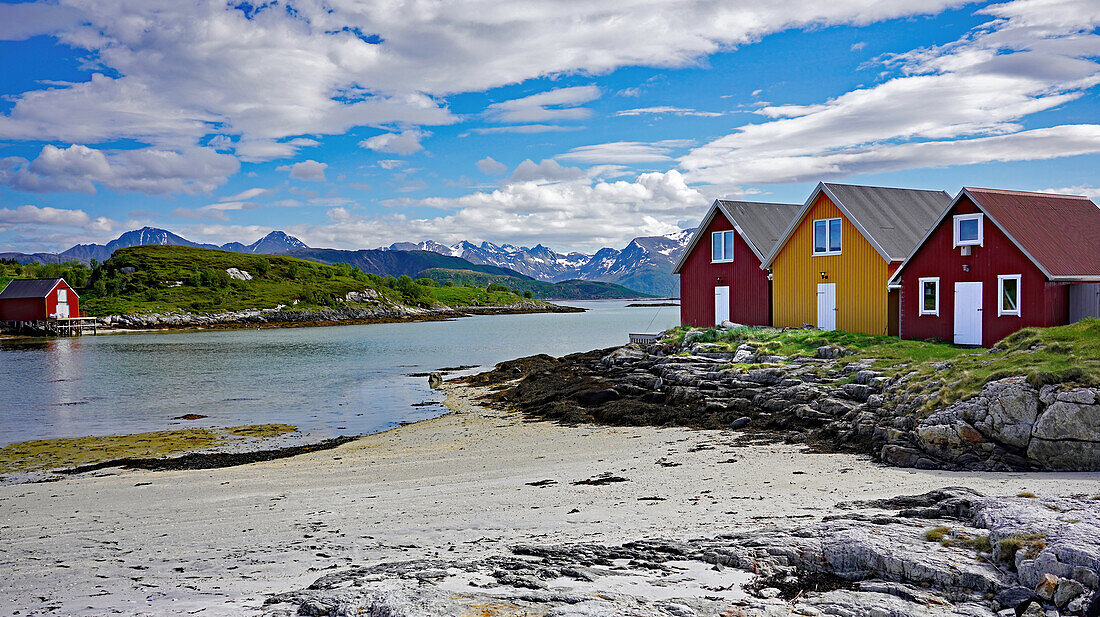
<box><xmin>672</xmin><ymin>200</ymin><xmax>765</xmax><ymax>273</ymax></box>
<box><xmin>888</xmin><ymin>189</ymin><xmax>1058</xmax><ymax>286</ymax></box>
<box><xmin>761</xmin><ymin>182</ymin><xmax>894</xmax><ymax>269</ymax></box>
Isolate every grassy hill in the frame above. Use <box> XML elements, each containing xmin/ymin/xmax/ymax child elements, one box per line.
<box><xmin>418</xmin><ymin>268</ymin><xmax>652</xmax><ymax>299</ymax></box>
<box><xmin>78</xmin><ymin>245</ymin><xmax>527</xmax><ymax>316</ymax></box>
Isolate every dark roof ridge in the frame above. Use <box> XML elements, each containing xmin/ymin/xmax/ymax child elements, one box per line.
<box><xmin>965</xmin><ymin>187</ymin><xmax>1091</xmax><ymax>200</ymax></box>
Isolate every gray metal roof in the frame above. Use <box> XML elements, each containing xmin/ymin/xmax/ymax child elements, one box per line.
<box><xmin>672</xmin><ymin>199</ymin><xmax>802</xmax><ymax>273</ymax></box>
<box><xmin>821</xmin><ymin>183</ymin><xmax>952</xmax><ymax>261</ymax></box>
<box><xmin>716</xmin><ymin>200</ymin><xmax>803</xmax><ymax>260</ymax></box>
<box><xmin>0</xmin><ymin>278</ymin><xmax>65</xmax><ymax>299</ymax></box>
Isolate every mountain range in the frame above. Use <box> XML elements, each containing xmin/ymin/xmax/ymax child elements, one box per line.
<box><xmin>2</xmin><ymin>226</ymin><xmax>693</xmax><ymax>296</ymax></box>
<box><xmin>383</xmin><ymin>230</ymin><xmax>694</xmax><ymax>296</ymax></box>
<box><xmin>2</xmin><ymin>228</ymin><xmax>307</xmax><ymax>265</ymax></box>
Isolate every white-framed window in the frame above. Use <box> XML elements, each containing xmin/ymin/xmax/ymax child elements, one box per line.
<box><xmin>711</xmin><ymin>230</ymin><xmax>735</xmax><ymax>263</ymax></box>
<box><xmin>812</xmin><ymin>218</ymin><xmax>842</xmax><ymax>255</ymax></box>
<box><xmin>918</xmin><ymin>277</ymin><xmax>939</xmax><ymax>316</ymax></box>
<box><xmin>998</xmin><ymin>274</ymin><xmax>1021</xmax><ymax>317</ymax></box>
<box><xmin>953</xmin><ymin>213</ymin><xmax>984</xmax><ymax>247</ymax></box>
<box><xmin>57</xmin><ymin>289</ymin><xmax>67</xmax><ymax>302</ymax></box>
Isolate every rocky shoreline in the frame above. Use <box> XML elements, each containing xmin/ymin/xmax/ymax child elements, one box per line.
<box><xmin>261</xmin><ymin>487</ymin><xmax>1100</xmax><ymax>616</ymax></box>
<box><xmin>92</xmin><ymin>298</ymin><xmax>582</xmax><ymax>330</ymax></box>
<box><xmin>467</xmin><ymin>335</ymin><xmax>1100</xmax><ymax>472</ymax></box>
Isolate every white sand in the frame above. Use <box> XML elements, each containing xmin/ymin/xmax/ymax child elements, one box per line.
<box><xmin>2</xmin><ymin>382</ymin><xmax>1098</xmax><ymax>616</ymax></box>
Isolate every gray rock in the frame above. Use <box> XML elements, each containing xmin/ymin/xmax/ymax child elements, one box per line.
<box><xmin>730</xmin><ymin>417</ymin><xmax>751</xmax><ymax>429</ymax></box>
<box><xmin>428</xmin><ymin>373</ymin><xmax>443</xmax><ymax>389</ymax></box>
<box><xmin>1028</xmin><ymin>400</ymin><xmax>1100</xmax><ymax>470</ymax></box>
<box><xmin>226</xmin><ymin>267</ymin><xmax>252</xmax><ymax>281</ymax></box>
<box><xmin>1054</xmin><ymin>577</ymin><xmax>1086</xmax><ymax>607</ymax></box>
<box><xmin>995</xmin><ymin>586</ymin><xmax>1034</xmax><ymax>609</ymax></box>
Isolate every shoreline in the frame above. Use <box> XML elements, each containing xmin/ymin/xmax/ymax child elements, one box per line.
<box><xmin>2</xmin><ymin>378</ymin><xmax>1099</xmax><ymax>615</ymax></box>
<box><xmin>0</xmin><ymin>301</ymin><xmax>585</xmax><ymax>338</ymax></box>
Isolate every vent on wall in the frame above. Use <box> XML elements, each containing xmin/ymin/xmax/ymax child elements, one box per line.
<box><xmin>961</xmin><ymin>246</ymin><xmax>972</xmax><ymax>256</ymax></box>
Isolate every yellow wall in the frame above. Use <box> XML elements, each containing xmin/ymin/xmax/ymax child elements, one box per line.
<box><xmin>772</xmin><ymin>194</ymin><xmax>891</xmax><ymax>335</ymax></box>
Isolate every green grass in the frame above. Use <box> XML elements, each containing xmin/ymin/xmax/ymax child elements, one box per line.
<box><xmin>665</xmin><ymin>318</ymin><xmax>1100</xmax><ymax>407</ymax></box>
<box><xmin>74</xmin><ymin>245</ymin><xmax>529</xmax><ymax>316</ymax></box>
<box><xmin>431</xmin><ymin>284</ymin><xmax>534</xmax><ymax>306</ymax></box>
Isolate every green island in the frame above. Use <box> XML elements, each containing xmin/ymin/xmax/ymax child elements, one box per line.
<box><xmin>0</xmin><ymin>423</ymin><xmax>298</xmax><ymax>474</ymax></box>
<box><xmin>418</xmin><ymin>268</ymin><xmax>651</xmax><ymax>300</ymax></box>
<box><xmin>3</xmin><ymin>245</ymin><xmax>542</xmax><ymax>317</ymax></box>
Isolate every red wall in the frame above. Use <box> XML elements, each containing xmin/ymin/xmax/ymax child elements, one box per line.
<box><xmin>0</xmin><ymin>280</ymin><xmax>79</xmax><ymax>321</ymax></box>
<box><xmin>897</xmin><ymin>197</ymin><xmax>1068</xmax><ymax>347</ymax></box>
<box><xmin>679</xmin><ymin>212</ymin><xmax>771</xmax><ymax>327</ymax></box>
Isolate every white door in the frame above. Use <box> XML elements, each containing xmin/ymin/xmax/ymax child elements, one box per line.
<box><xmin>56</xmin><ymin>302</ymin><xmax>69</xmax><ymax>318</ymax></box>
<box><xmin>954</xmin><ymin>282</ymin><xmax>982</xmax><ymax>345</ymax></box>
<box><xmin>816</xmin><ymin>283</ymin><xmax>836</xmax><ymax>330</ymax></box>
<box><xmin>714</xmin><ymin>286</ymin><xmax>730</xmax><ymax>325</ymax></box>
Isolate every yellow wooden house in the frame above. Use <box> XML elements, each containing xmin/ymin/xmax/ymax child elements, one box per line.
<box><xmin>761</xmin><ymin>183</ymin><xmax>951</xmax><ymax>336</ymax></box>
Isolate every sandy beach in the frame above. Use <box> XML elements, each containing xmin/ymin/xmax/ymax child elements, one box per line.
<box><xmin>3</xmin><ymin>381</ymin><xmax>1100</xmax><ymax>616</ymax></box>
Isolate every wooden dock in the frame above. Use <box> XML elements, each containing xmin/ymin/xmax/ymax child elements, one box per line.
<box><xmin>2</xmin><ymin>317</ymin><xmax>99</xmax><ymax>336</ymax></box>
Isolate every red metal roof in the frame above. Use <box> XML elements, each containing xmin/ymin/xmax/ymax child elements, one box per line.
<box><xmin>965</xmin><ymin>188</ymin><xmax>1100</xmax><ymax>279</ymax></box>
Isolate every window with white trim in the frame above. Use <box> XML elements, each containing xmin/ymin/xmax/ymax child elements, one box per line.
<box><xmin>57</xmin><ymin>289</ymin><xmax>67</xmax><ymax>302</ymax></box>
<box><xmin>812</xmin><ymin>218</ymin><xmax>842</xmax><ymax>255</ymax></box>
<box><xmin>918</xmin><ymin>277</ymin><xmax>939</xmax><ymax>316</ymax></box>
<box><xmin>953</xmin><ymin>213</ymin><xmax>983</xmax><ymax>247</ymax></box>
<box><xmin>711</xmin><ymin>230</ymin><xmax>735</xmax><ymax>262</ymax></box>
<box><xmin>998</xmin><ymin>274</ymin><xmax>1021</xmax><ymax>317</ymax></box>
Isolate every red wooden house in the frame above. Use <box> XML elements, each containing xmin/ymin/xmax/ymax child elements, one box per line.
<box><xmin>0</xmin><ymin>278</ymin><xmax>80</xmax><ymax>322</ymax></box>
<box><xmin>672</xmin><ymin>199</ymin><xmax>801</xmax><ymax>327</ymax></box>
<box><xmin>889</xmin><ymin>188</ymin><xmax>1100</xmax><ymax>346</ymax></box>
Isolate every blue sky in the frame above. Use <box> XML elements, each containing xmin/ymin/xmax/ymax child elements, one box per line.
<box><xmin>0</xmin><ymin>0</ymin><xmax>1097</xmax><ymax>254</ymax></box>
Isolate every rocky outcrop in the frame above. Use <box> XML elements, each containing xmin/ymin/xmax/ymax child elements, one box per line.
<box><xmin>261</xmin><ymin>489</ymin><xmax>1100</xmax><ymax>616</ymax></box>
<box><xmin>471</xmin><ymin>338</ymin><xmax>1100</xmax><ymax>472</ymax></box>
<box><xmin>895</xmin><ymin>379</ymin><xmax>1100</xmax><ymax>471</ymax></box>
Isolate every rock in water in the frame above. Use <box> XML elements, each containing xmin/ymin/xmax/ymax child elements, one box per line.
<box><xmin>428</xmin><ymin>372</ymin><xmax>443</xmax><ymax>389</ymax></box>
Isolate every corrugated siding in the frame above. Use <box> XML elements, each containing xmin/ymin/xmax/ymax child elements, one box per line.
<box><xmin>772</xmin><ymin>194</ymin><xmax>891</xmax><ymax>335</ymax></box>
<box><xmin>679</xmin><ymin>212</ymin><xmax>771</xmax><ymax>327</ymax></box>
<box><xmin>897</xmin><ymin>196</ymin><xmax>1068</xmax><ymax>346</ymax></box>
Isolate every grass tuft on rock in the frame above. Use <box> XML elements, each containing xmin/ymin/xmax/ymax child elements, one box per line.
<box><xmin>996</xmin><ymin>533</ymin><xmax>1047</xmax><ymax>562</ymax></box>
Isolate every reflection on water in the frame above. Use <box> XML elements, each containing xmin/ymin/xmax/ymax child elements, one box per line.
<box><xmin>0</xmin><ymin>301</ymin><xmax>680</xmax><ymax>446</ymax></box>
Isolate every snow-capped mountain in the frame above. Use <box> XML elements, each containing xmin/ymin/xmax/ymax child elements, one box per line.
<box><xmin>382</xmin><ymin>228</ymin><xmax>695</xmax><ymax>296</ymax></box>
<box><xmin>8</xmin><ymin>227</ymin><xmax>312</xmax><ymax>264</ymax></box>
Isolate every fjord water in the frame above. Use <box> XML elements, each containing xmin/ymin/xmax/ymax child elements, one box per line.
<box><xmin>0</xmin><ymin>301</ymin><xmax>680</xmax><ymax>446</ymax></box>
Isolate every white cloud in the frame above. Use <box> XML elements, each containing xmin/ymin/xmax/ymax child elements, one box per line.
<box><xmin>680</xmin><ymin>1</ymin><xmax>1100</xmax><ymax>185</ymax></box>
<box><xmin>377</xmin><ymin>159</ymin><xmax>405</xmax><ymax>170</ymax></box>
<box><xmin>0</xmin><ymin>204</ymin><xmax>90</xmax><ymax>227</ymax></box>
<box><xmin>850</xmin><ymin>41</ymin><xmax>867</xmax><ymax>51</ymax></box>
<box><xmin>358</xmin><ymin>130</ymin><xmax>428</xmax><ymax>155</ymax></box>
<box><xmin>0</xmin><ymin>0</ymin><xmax>975</xmax><ymax>195</ymax></box>
<box><xmin>558</xmin><ymin>140</ymin><xmax>695</xmax><ymax>164</ymax></box>
<box><xmin>0</xmin><ymin>144</ymin><xmax>239</xmax><ymax>194</ymax></box>
<box><xmin>615</xmin><ymin>106</ymin><xmax>724</xmax><ymax>117</ymax></box>
<box><xmin>1041</xmin><ymin>185</ymin><xmax>1100</xmax><ymax>200</ymax></box>
<box><xmin>510</xmin><ymin>159</ymin><xmax>585</xmax><ymax>182</ymax></box>
<box><xmin>295</xmin><ymin>170</ymin><xmax>703</xmax><ymax>252</ymax></box>
<box><xmin>476</xmin><ymin>156</ymin><xmax>507</xmax><ymax>175</ymax></box>
<box><xmin>485</xmin><ymin>86</ymin><xmax>601</xmax><ymax>123</ymax></box>
<box><xmin>277</xmin><ymin>160</ymin><xmax>328</xmax><ymax>182</ymax></box>
<box><xmin>220</xmin><ymin>187</ymin><xmax>272</xmax><ymax>202</ymax></box>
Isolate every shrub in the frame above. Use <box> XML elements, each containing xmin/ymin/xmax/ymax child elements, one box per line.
<box><xmin>254</xmin><ymin>258</ymin><xmax>270</xmax><ymax>276</ymax></box>
<box><xmin>414</xmin><ymin>278</ymin><xmax>437</xmax><ymax>287</ymax></box>
<box><xmin>523</xmin><ymin>290</ymin><xmax>534</xmax><ymax>299</ymax></box>
<box><xmin>487</xmin><ymin>282</ymin><xmax>509</xmax><ymax>293</ymax></box>
<box><xmin>444</xmin><ymin>280</ymin><xmax>455</xmax><ymax>287</ymax></box>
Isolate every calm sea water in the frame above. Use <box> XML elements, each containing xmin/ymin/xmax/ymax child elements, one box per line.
<box><xmin>0</xmin><ymin>301</ymin><xmax>680</xmax><ymax>446</ymax></box>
